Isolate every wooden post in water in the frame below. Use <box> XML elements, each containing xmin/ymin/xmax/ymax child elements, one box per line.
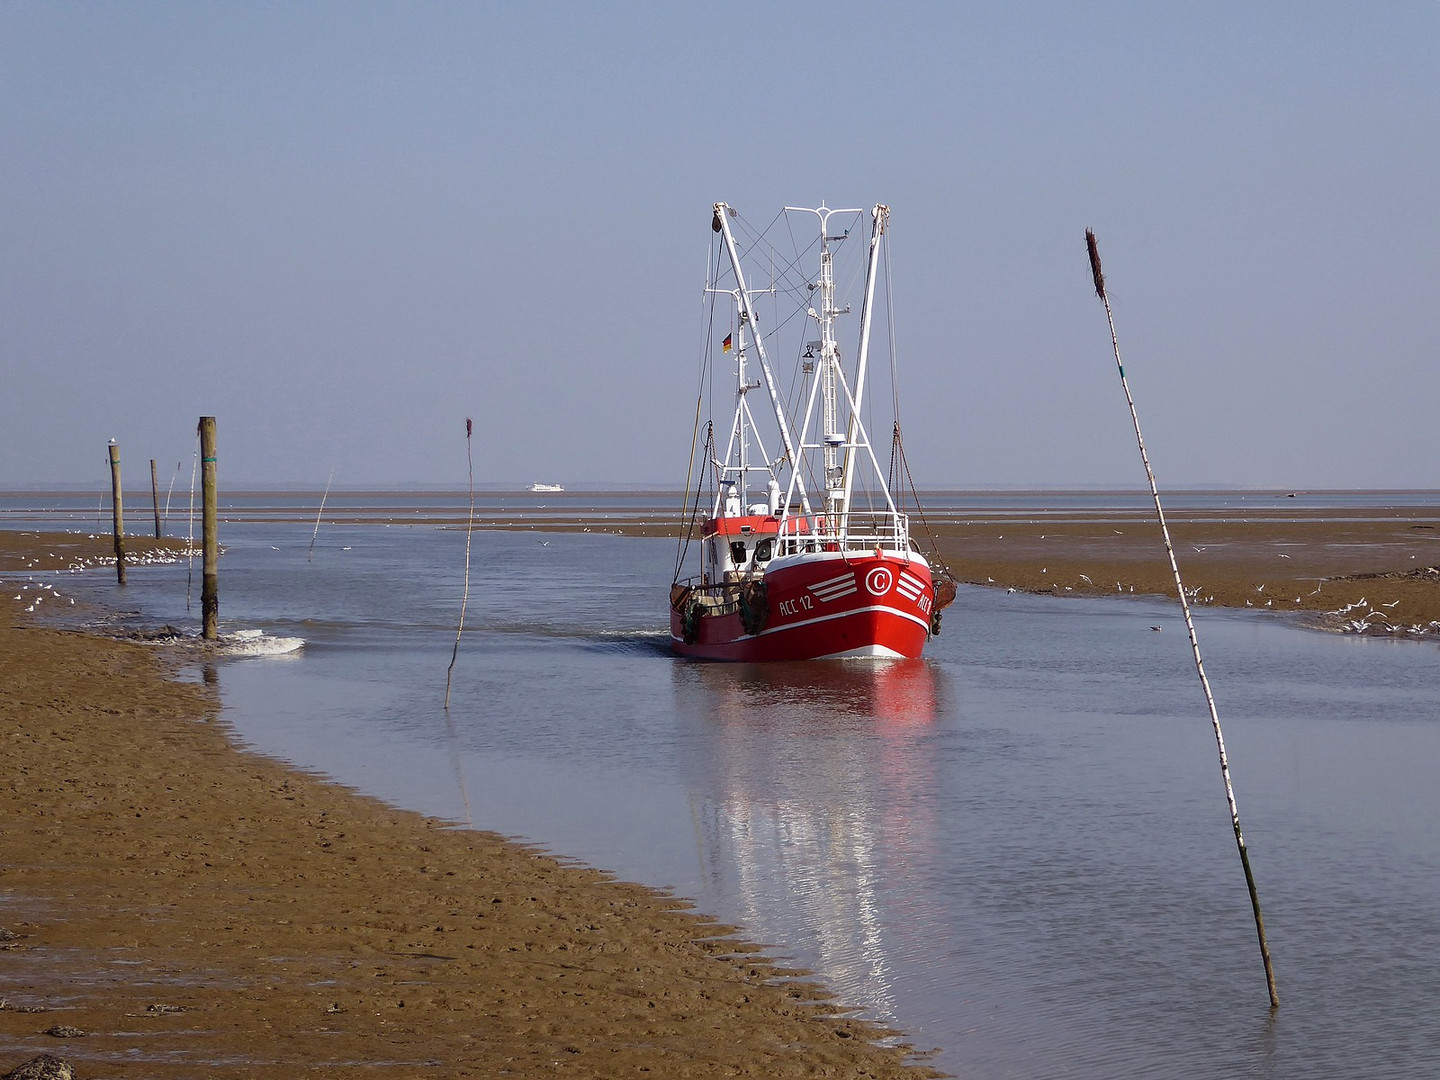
<box><xmin>150</xmin><ymin>458</ymin><xmax>162</xmax><ymax>538</ymax></box>
<box><xmin>109</xmin><ymin>441</ymin><xmax>126</xmax><ymax>584</ymax></box>
<box><xmin>199</xmin><ymin>417</ymin><xmax>219</xmax><ymax>641</ymax></box>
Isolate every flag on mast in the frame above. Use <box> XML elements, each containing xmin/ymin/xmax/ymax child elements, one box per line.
<box><xmin>722</xmin><ymin>333</ymin><xmax>733</xmax><ymax>353</ymax></box>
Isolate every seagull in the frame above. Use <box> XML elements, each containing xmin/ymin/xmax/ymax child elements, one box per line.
<box><xmin>1150</xmin><ymin>625</ymin><xmax>1162</xmax><ymax>632</ymax></box>
<box><xmin>1079</xmin><ymin>574</ymin><xmax>1092</xmax><ymax>584</ymax></box>
<box><xmin>538</xmin><ymin>540</ymin><xmax>550</xmax><ymax>547</ymax></box>
<box><xmin>1254</xmin><ymin>583</ymin><xmax>1266</xmax><ymax>594</ymax></box>
<box><xmin>1278</xmin><ymin>552</ymin><xmax>1291</xmax><ymax>559</ymax></box>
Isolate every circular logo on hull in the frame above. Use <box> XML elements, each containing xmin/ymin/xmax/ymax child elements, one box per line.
<box><xmin>864</xmin><ymin>567</ymin><xmax>893</xmax><ymax>596</ymax></box>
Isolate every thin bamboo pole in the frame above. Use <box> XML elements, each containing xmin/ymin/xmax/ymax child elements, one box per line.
<box><xmin>108</xmin><ymin>442</ymin><xmax>126</xmax><ymax>584</ymax></box>
<box><xmin>444</xmin><ymin>419</ymin><xmax>476</xmax><ymax>710</ymax></box>
<box><xmin>199</xmin><ymin>417</ymin><xmax>219</xmax><ymax>642</ymax></box>
<box><xmin>1085</xmin><ymin>229</ymin><xmax>1278</xmax><ymax>1009</ymax></box>
<box><xmin>165</xmin><ymin>460</ymin><xmax>180</xmax><ymax>523</ymax></box>
<box><xmin>309</xmin><ymin>470</ymin><xmax>334</xmax><ymax>562</ymax></box>
<box><xmin>185</xmin><ymin>451</ymin><xmax>197</xmax><ymax>613</ymax></box>
<box><xmin>150</xmin><ymin>458</ymin><xmax>162</xmax><ymax>538</ymax></box>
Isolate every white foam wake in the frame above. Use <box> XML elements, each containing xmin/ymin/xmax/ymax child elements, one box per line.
<box><xmin>219</xmin><ymin>628</ymin><xmax>305</xmax><ymax>656</ymax></box>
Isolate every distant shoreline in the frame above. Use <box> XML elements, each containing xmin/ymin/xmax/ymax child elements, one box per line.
<box><xmin>6</xmin><ymin>492</ymin><xmax>1439</xmax><ymax>636</ymax></box>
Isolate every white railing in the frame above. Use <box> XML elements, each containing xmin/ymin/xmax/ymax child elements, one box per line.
<box><xmin>775</xmin><ymin>511</ymin><xmax>911</xmax><ymax>557</ymax></box>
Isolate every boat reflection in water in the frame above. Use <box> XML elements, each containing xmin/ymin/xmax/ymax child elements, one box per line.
<box><xmin>671</xmin><ymin>659</ymin><xmax>946</xmax><ymax>1027</ymax></box>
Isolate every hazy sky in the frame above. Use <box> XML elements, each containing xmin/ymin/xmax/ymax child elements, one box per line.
<box><xmin>3</xmin><ymin>2</ymin><xmax>1437</xmax><ymax>490</ymax></box>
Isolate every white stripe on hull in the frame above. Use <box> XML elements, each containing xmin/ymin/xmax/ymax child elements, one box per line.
<box><xmin>756</xmin><ymin>602</ymin><xmax>932</xmax><ymax>637</ymax></box>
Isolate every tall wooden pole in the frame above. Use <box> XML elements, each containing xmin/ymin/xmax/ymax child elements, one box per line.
<box><xmin>199</xmin><ymin>417</ymin><xmax>219</xmax><ymax>641</ymax></box>
<box><xmin>1086</xmin><ymin>229</ymin><xmax>1278</xmax><ymax>1009</ymax></box>
<box><xmin>150</xmin><ymin>458</ymin><xmax>162</xmax><ymax>538</ymax></box>
<box><xmin>109</xmin><ymin>441</ymin><xmax>126</xmax><ymax>584</ymax></box>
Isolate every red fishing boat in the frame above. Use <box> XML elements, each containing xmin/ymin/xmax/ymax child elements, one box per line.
<box><xmin>670</xmin><ymin>202</ymin><xmax>955</xmax><ymax>661</ymax></box>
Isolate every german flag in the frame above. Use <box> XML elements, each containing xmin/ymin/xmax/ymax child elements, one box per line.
<box><xmin>722</xmin><ymin>333</ymin><xmax>733</xmax><ymax>353</ymax></box>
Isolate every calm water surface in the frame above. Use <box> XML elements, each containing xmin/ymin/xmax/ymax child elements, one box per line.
<box><xmin>9</xmin><ymin>500</ymin><xmax>1440</xmax><ymax>1080</ymax></box>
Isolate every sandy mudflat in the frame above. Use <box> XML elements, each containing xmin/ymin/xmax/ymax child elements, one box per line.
<box><xmin>922</xmin><ymin>504</ymin><xmax>1440</xmax><ymax>634</ymax></box>
<box><xmin>1</xmin><ymin>531</ymin><xmax>941</xmax><ymax>1078</ymax></box>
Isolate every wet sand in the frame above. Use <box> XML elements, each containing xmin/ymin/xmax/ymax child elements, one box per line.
<box><xmin>1</xmin><ymin>531</ymin><xmax>940</xmax><ymax>1078</ymax></box>
<box><xmin>923</xmin><ymin>506</ymin><xmax>1440</xmax><ymax>635</ymax></box>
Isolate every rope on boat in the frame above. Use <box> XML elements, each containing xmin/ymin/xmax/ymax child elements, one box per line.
<box><xmin>675</xmin><ymin>236</ymin><xmax>729</xmax><ymax>583</ymax></box>
<box><xmin>674</xmin><ymin>423</ymin><xmax>714</xmax><ymax>585</ymax></box>
<box><xmin>890</xmin><ymin>422</ymin><xmax>956</xmax><ymax>601</ymax></box>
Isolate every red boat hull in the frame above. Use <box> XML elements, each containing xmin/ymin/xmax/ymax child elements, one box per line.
<box><xmin>670</xmin><ymin>553</ymin><xmax>937</xmax><ymax>661</ymax></box>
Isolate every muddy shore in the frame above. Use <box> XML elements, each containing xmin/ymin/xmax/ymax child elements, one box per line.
<box><xmin>924</xmin><ymin>507</ymin><xmax>1440</xmax><ymax>635</ymax></box>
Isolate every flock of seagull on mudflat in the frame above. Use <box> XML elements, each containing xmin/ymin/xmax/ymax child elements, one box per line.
<box><xmin>6</xmin><ymin>534</ymin><xmax>303</xmax><ymax>655</ymax></box>
<box><xmin>6</xmin><ymin>535</ymin><xmax>196</xmax><ymax>615</ymax></box>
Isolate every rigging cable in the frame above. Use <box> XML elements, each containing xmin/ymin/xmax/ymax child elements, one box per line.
<box><xmin>674</xmin><ymin>239</ymin><xmax>724</xmax><ymax>581</ymax></box>
<box><xmin>891</xmin><ymin>423</ymin><xmax>953</xmax><ymax>581</ymax></box>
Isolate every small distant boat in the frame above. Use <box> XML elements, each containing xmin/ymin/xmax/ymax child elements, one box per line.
<box><xmin>669</xmin><ymin>202</ymin><xmax>956</xmax><ymax>661</ymax></box>
<box><xmin>528</xmin><ymin>483</ymin><xmax>565</xmax><ymax>493</ymax></box>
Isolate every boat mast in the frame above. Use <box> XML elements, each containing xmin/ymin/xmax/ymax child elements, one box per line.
<box><xmin>707</xmin><ymin>301</ymin><xmax>767</xmax><ymax>517</ymax></box>
<box><xmin>712</xmin><ymin>204</ymin><xmax>813</xmax><ymax>517</ymax></box>
<box><xmin>841</xmin><ymin>205</ymin><xmax>896</xmax><ymax>520</ymax></box>
<box><xmin>786</xmin><ymin>204</ymin><xmax>862</xmax><ymax>524</ymax></box>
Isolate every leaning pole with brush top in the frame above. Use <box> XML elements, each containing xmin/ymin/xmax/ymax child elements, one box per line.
<box><xmin>109</xmin><ymin>441</ymin><xmax>126</xmax><ymax>584</ymax></box>
<box><xmin>1085</xmin><ymin>229</ymin><xmax>1279</xmax><ymax>1009</ymax></box>
<box><xmin>199</xmin><ymin>416</ymin><xmax>219</xmax><ymax>641</ymax></box>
